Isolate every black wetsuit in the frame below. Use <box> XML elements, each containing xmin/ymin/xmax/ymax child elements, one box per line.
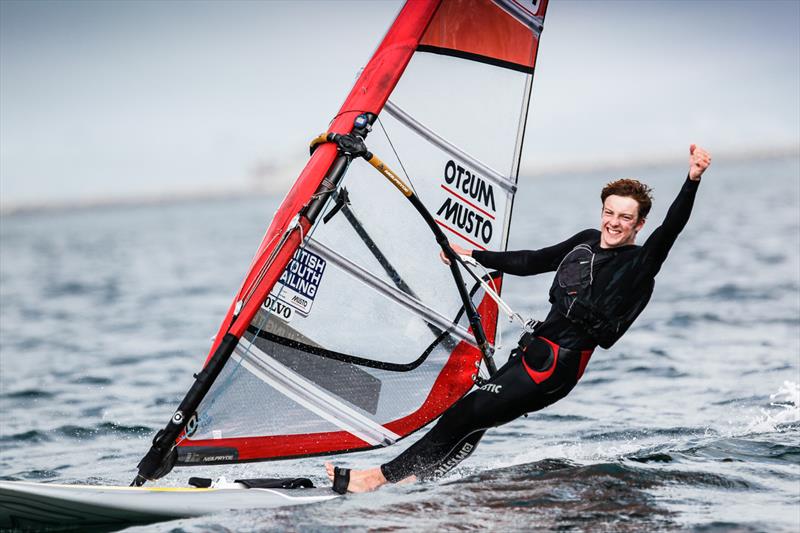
<box><xmin>380</xmin><ymin>177</ymin><xmax>700</xmax><ymax>483</ymax></box>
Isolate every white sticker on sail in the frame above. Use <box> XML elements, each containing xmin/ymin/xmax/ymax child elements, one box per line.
<box><xmin>434</xmin><ymin>159</ymin><xmax>499</xmax><ymax>251</ymax></box>
<box><xmin>265</xmin><ymin>248</ymin><xmax>327</xmax><ymax>319</ymax></box>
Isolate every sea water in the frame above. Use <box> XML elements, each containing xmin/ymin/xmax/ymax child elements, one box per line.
<box><xmin>1</xmin><ymin>156</ymin><xmax>798</xmax><ymax>532</ymax></box>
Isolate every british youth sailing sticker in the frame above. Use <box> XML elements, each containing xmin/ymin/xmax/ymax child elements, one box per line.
<box><xmin>267</xmin><ymin>248</ymin><xmax>326</xmax><ymax>318</ymax></box>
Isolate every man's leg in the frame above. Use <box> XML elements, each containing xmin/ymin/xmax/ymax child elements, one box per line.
<box><xmin>380</xmin><ymin>353</ymin><xmax>540</xmax><ymax>483</ymax></box>
<box><xmin>327</xmin><ymin>354</ymin><xmax>543</xmax><ymax>491</ymax></box>
<box><xmin>326</xmin><ymin>338</ymin><xmax>584</xmax><ymax>492</ymax></box>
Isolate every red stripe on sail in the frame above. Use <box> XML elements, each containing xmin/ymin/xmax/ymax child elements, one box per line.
<box><xmin>441</xmin><ymin>184</ymin><xmax>496</xmax><ymax>220</ymax></box>
<box><xmin>435</xmin><ymin>220</ymin><xmax>487</xmax><ymax>251</ymax></box>
<box><xmin>419</xmin><ymin>0</ymin><xmax>546</xmax><ymax>72</ymax></box>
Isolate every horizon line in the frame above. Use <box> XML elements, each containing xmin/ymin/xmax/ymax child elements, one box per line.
<box><xmin>2</xmin><ymin>145</ymin><xmax>797</xmax><ymax>217</ymax></box>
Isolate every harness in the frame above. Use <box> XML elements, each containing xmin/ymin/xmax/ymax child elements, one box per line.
<box><xmin>548</xmin><ymin>242</ymin><xmax>653</xmax><ymax>349</ymax></box>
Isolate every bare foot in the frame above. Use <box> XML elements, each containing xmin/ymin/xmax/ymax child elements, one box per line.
<box><xmin>324</xmin><ymin>462</ymin><xmax>388</xmax><ymax>493</ymax></box>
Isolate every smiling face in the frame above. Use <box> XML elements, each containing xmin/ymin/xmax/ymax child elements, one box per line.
<box><xmin>600</xmin><ymin>195</ymin><xmax>646</xmax><ymax>248</ymax></box>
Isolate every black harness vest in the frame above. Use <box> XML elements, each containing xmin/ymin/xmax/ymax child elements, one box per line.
<box><xmin>548</xmin><ymin>242</ymin><xmax>654</xmax><ymax>349</ymax></box>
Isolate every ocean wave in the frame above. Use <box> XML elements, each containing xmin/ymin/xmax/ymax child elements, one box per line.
<box><xmin>584</xmin><ymin>426</ymin><xmax>700</xmax><ymax>442</ymax></box>
<box><xmin>0</xmin><ymin>430</ymin><xmax>51</xmax><ymax>445</ymax></box>
<box><xmin>682</xmin><ymin>437</ymin><xmax>799</xmax><ymax>464</ymax></box>
<box><xmin>1</xmin><ymin>389</ymin><xmax>55</xmax><ymax>400</ymax></box>
<box><xmin>628</xmin><ymin>365</ymin><xmax>689</xmax><ymax>378</ymax></box>
<box><xmin>0</xmin><ymin>467</ymin><xmax>69</xmax><ymax>482</ymax></box>
<box><xmin>54</xmin><ymin>422</ymin><xmax>151</xmax><ymax>439</ymax></box>
<box><xmin>706</xmin><ymin>283</ymin><xmax>787</xmax><ymax>301</ymax></box>
<box><xmin>70</xmin><ymin>375</ymin><xmax>113</xmax><ymax>385</ymax></box>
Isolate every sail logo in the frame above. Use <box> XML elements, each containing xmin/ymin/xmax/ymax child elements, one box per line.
<box><xmin>182</xmin><ymin>452</ymin><xmax>237</xmax><ymax>463</ymax></box>
<box><xmin>263</xmin><ymin>294</ymin><xmax>295</xmax><ymax>322</ymax></box>
<box><xmin>184</xmin><ymin>413</ymin><xmax>198</xmax><ymax>437</ymax></box>
<box><xmin>267</xmin><ymin>248</ymin><xmax>326</xmax><ymax>318</ymax></box>
<box><xmin>435</xmin><ymin>159</ymin><xmax>496</xmax><ymax>249</ymax></box>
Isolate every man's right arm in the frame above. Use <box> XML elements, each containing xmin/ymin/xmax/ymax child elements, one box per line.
<box><xmin>468</xmin><ymin>229</ymin><xmax>599</xmax><ymax>276</ymax></box>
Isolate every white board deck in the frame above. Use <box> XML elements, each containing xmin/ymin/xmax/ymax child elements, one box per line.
<box><xmin>0</xmin><ymin>480</ymin><xmax>338</xmax><ymax>531</ymax></box>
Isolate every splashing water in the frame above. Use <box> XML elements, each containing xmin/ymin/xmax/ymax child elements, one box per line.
<box><xmin>484</xmin><ymin>382</ymin><xmax>800</xmax><ymax>474</ymax></box>
<box><xmin>743</xmin><ymin>381</ymin><xmax>800</xmax><ymax>435</ymax></box>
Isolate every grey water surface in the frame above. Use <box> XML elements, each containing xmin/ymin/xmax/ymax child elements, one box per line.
<box><xmin>1</xmin><ymin>156</ymin><xmax>798</xmax><ymax>532</ymax></box>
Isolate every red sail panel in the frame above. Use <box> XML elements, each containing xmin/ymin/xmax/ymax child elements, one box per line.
<box><xmin>418</xmin><ymin>0</ymin><xmax>546</xmax><ymax>73</ymax></box>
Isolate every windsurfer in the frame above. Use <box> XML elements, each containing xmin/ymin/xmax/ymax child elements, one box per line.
<box><xmin>326</xmin><ymin>145</ymin><xmax>712</xmax><ymax>493</ymax></box>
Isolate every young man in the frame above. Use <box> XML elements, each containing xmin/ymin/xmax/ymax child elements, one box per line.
<box><xmin>326</xmin><ymin>145</ymin><xmax>712</xmax><ymax>493</ymax></box>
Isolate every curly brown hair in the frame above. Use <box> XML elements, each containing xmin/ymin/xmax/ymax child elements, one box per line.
<box><xmin>601</xmin><ymin>179</ymin><xmax>654</xmax><ymax>220</ymax></box>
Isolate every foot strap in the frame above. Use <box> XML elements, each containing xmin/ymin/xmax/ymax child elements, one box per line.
<box><xmin>332</xmin><ymin>467</ymin><xmax>350</xmax><ymax>494</ymax></box>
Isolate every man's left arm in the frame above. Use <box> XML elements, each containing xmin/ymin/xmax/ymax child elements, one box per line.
<box><xmin>640</xmin><ymin>145</ymin><xmax>712</xmax><ymax>273</ymax></box>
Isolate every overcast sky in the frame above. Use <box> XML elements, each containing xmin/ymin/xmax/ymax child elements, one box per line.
<box><xmin>1</xmin><ymin>0</ymin><xmax>798</xmax><ymax>208</ymax></box>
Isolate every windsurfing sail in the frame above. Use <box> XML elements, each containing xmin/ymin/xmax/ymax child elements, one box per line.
<box><xmin>134</xmin><ymin>0</ymin><xmax>549</xmax><ymax>483</ymax></box>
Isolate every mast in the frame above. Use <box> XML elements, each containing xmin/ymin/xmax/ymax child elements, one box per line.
<box><xmin>132</xmin><ymin>0</ymin><xmax>443</xmax><ymax>486</ymax></box>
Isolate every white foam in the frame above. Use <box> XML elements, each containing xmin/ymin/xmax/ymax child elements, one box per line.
<box><xmin>740</xmin><ymin>381</ymin><xmax>800</xmax><ymax>435</ymax></box>
<box><xmin>482</xmin><ymin>435</ymin><xmax>659</xmax><ymax>473</ymax></box>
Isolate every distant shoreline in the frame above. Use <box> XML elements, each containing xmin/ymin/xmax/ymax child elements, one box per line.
<box><xmin>3</xmin><ymin>147</ymin><xmax>797</xmax><ymax>217</ymax></box>
<box><xmin>525</xmin><ymin>145</ymin><xmax>800</xmax><ymax>177</ymax></box>
<box><xmin>0</xmin><ymin>188</ymin><xmax>279</xmax><ymax>217</ymax></box>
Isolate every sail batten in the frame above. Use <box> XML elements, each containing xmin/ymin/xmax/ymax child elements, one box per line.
<box><xmin>383</xmin><ymin>100</ymin><xmax>516</xmax><ymax>193</ymax></box>
<box><xmin>495</xmin><ymin>0</ymin><xmax>545</xmax><ymax>32</ymax></box>
<box><xmin>304</xmin><ymin>238</ymin><xmax>477</xmax><ymax>347</ymax></box>
<box><xmin>232</xmin><ymin>347</ymin><xmax>401</xmax><ymax>446</ymax></box>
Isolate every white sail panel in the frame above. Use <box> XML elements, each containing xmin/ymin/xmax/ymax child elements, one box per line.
<box><xmin>384</xmin><ymin>51</ymin><xmax>533</xmax><ymax>178</ymax></box>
